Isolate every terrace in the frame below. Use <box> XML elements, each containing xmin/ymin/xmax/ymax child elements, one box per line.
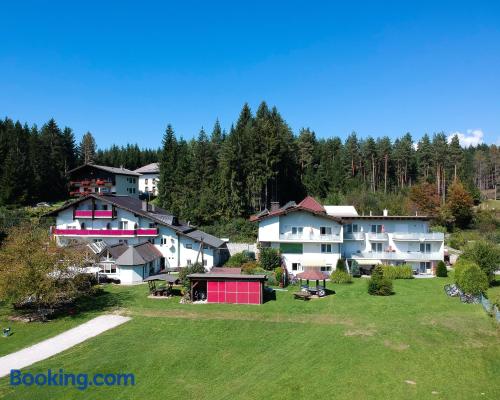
<box><xmin>352</xmin><ymin>250</ymin><xmax>442</xmax><ymax>261</ymax></box>
<box><xmin>51</xmin><ymin>227</ymin><xmax>159</xmax><ymax>237</ymax></box>
<box><xmin>392</xmin><ymin>232</ymin><xmax>445</xmax><ymax>241</ymax></box>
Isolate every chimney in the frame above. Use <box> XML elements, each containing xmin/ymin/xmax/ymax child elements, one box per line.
<box><xmin>150</xmin><ymin>204</ymin><xmax>156</xmax><ymax>212</ymax></box>
<box><xmin>383</xmin><ymin>209</ymin><xmax>388</xmax><ymax>216</ymax></box>
<box><xmin>369</xmin><ymin>210</ymin><xmax>373</xmax><ymax>216</ymax></box>
<box><xmin>270</xmin><ymin>201</ymin><xmax>280</xmax><ymax>212</ymax></box>
<box><xmin>142</xmin><ymin>200</ymin><xmax>148</xmax><ymax>211</ymax></box>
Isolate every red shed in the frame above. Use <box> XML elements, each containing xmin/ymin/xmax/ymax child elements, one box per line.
<box><xmin>188</xmin><ymin>273</ymin><xmax>267</xmax><ymax>305</ymax></box>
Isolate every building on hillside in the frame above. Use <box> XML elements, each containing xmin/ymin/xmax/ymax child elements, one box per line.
<box><xmin>68</xmin><ymin>164</ymin><xmax>140</xmax><ymax>198</ymax></box>
<box><xmin>48</xmin><ymin>194</ymin><xmax>228</xmax><ymax>284</ymax></box>
<box><xmin>134</xmin><ymin>163</ymin><xmax>159</xmax><ymax>197</ymax></box>
<box><xmin>251</xmin><ymin>196</ymin><xmax>444</xmax><ymax>276</ymax></box>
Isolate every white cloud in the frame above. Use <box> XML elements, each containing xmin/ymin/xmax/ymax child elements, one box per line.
<box><xmin>447</xmin><ymin>129</ymin><xmax>484</xmax><ymax>147</ymax></box>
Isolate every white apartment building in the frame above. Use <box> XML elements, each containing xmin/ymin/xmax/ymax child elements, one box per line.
<box><xmin>134</xmin><ymin>163</ymin><xmax>159</xmax><ymax>196</ymax></box>
<box><xmin>49</xmin><ymin>194</ymin><xmax>227</xmax><ymax>284</ymax></box>
<box><xmin>252</xmin><ymin>196</ymin><xmax>444</xmax><ymax>275</ymax></box>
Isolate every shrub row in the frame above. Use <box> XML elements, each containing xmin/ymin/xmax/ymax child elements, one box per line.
<box><xmin>330</xmin><ymin>270</ymin><xmax>352</xmax><ymax>284</ymax></box>
<box><xmin>382</xmin><ymin>264</ymin><xmax>414</xmax><ymax>279</ymax></box>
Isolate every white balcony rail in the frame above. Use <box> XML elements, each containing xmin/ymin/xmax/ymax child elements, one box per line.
<box><xmin>343</xmin><ymin>232</ymin><xmax>365</xmax><ymax>240</ymax></box>
<box><xmin>367</xmin><ymin>232</ymin><xmax>389</xmax><ymax>240</ymax></box>
<box><xmin>392</xmin><ymin>232</ymin><xmax>444</xmax><ymax>241</ymax></box>
<box><xmin>353</xmin><ymin>251</ymin><xmax>442</xmax><ymax>261</ymax></box>
<box><xmin>279</xmin><ymin>232</ymin><xmax>341</xmax><ymax>241</ymax></box>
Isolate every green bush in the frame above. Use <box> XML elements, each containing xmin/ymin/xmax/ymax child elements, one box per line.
<box><xmin>382</xmin><ymin>264</ymin><xmax>414</xmax><ymax>279</ymax></box>
<box><xmin>350</xmin><ymin>260</ymin><xmax>360</xmax><ymax>277</ymax></box>
<box><xmin>178</xmin><ymin>263</ymin><xmax>206</xmax><ymax>289</ymax></box>
<box><xmin>461</xmin><ymin>240</ymin><xmax>500</xmax><ymax>283</ymax></box>
<box><xmin>489</xmin><ymin>292</ymin><xmax>500</xmax><ymax>307</ymax></box>
<box><xmin>436</xmin><ymin>261</ymin><xmax>447</xmax><ymax>277</ymax></box>
<box><xmin>367</xmin><ymin>265</ymin><xmax>393</xmax><ymax>296</ymax></box>
<box><xmin>225</xmin><ymin>252</ymin><xmax>254</xmax><ymax>268</ymax></box>
<box><xmin>330</xmin><ymin>270</ymin><xmax>352</xmax><ymax>284</ymax></box>
<box><xmin>336</xmin><ymin>259</ymin><xmax>346</xmax><ymax>272</ymax></box>
<box><xmin>241</xmin><ymin>261</ymin><xmax>260</xmax><ymax>274</ymax></box>
<box><xmin>454</xmin><ymin>260</ymin><xmax>488</xmax><ymax>295</ymax></box>
<box><xmin>266</xmin><ymin>272</ymin><xmax>277</xmax><ymax>286</ymax></box>
<box><xmin>274</xmin><ymin>267</ymin><xmax>284</xmax><ymax>286</ymax></box>
<box><xmin>259</xmin><ymin>247</ymin><xmax>281</xmax><ymax>271</ymax></box>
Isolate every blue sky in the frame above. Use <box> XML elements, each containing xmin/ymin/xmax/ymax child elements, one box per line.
<box><xmin>1</xmin><ymin>1</ymin><xmax>499</xmax><ymax>148</ymax></box>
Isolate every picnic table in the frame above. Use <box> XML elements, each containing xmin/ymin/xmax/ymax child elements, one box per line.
<box><xmin>294</xmin><ymin>291</ymin><xmax>311</xmax><ymax>300</ymax></box>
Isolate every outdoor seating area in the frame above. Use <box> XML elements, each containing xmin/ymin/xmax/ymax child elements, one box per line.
<box><xmin>295</xmin><ymin>269</ymin><xmax>330</xmax><ymax>299</ymax></box>
<box><xmin>144</xmin><ymin>273</ymin><xmax>180</xmax><ymax>298</ymax></box>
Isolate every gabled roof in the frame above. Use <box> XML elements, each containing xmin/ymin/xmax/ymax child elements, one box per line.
<box><xmin>250</xmin><ymin>196</ymin><xmax>342</xmax><ymax>223</ymax></box>
<box><xmin>298</xmin><ymin>196</ymin><xmax>325</xmax><ymax>212</ymax></box>
<box><xmin>134</xmin><ymin>163</ymin><xmax>159</xmax><ymax>174</ymax></box>
<box><xmin>68</xmin><ymin>163</ymin><xmax>141</xmax><ymax>176</ymax></box>
<box><xmin>47</xmin><ymin>194</ymin><xmax>225</xmax><ymax>248</ymax></box>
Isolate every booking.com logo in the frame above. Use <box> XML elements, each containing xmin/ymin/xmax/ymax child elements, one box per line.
<box><xmin>10</xmin><ymin>369</ymin><xmax>135</xmax><ymax>391</ymax></box>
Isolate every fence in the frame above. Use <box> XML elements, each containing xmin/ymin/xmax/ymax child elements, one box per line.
<box><xmin>479</xmin><ymin>294</ymin><xmax>500</xmax><ymax>323</ymax></box>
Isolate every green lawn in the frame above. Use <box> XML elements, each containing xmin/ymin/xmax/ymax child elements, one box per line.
<box><xmin>1</xmin><ymin>278</ymin><xmax>499</xmax><ymax>399</ymax></box>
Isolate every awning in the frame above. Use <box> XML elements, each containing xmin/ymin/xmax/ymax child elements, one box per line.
<box><xmin>301</xmin><ymin>258</ymin><xmax>326</xmax><ymax>267</ymax></box>
<box><xmin>353</xmin><ymin>259</ymin><xmax>382</xmax><ymax>266</ymax></box>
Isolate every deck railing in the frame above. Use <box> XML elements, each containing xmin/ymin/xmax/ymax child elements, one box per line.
<box><xmin>51</xmin><ymin>227</ymin><xmax>159</xmax><ymax>237</ymax></box>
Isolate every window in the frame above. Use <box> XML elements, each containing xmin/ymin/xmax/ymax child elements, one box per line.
<box><xmin>320</xmin><ymin>227</ymin><xmax>332</xmax><ymax>235</ymax></box>
<box><xmin>145</xmin><ymin>179</ymin><xmax>148</xmax><ymax>184</ymax></box>
<box><xmin>371</xmin><ymin>224</ymin><xmax>383</xmax><ymax>233</ymax></box>
<box><xmin>186</xmin><ymin>244</ymin><xmax>192</xmax><ymax>249</ymax></box>
<box><xmin>81</xmin><ymin>223</ymin><xmax>86</xmax><ymax>230</ymax></box>
<box><xmin>145</xmin><ymin>186</ymin><xmax>149</xmax><ymax>192</ymax></box>
<box><xmin>321</xmin><ymin>244</ymin><xmax>332</xmax><ymax>253</ymax></box>
<box><xmin>106</xmin><ymin>223</ymin><xmax>111</xmax><ymax>229</ymax></box>
<box><xmin>203</xmin><ymin>259</ymin><xmax>207</xmax><ymax>266</ymax></box>
<box><xmin>100</xmin><ymin>263</ymin><xmax>116</xmax><ymax>274</ymax></box>
<box><xmin>292</xmin><ymin>263</ymin><xmax>301</xmax><ymax>271</ymax></box>
<box><xmin>119</xmin><ymin>221</ymin><xmax>128</xmax><ymax>230</ymax></box>
<box><xmin>149</xmin><ymin>222</ymin><xmax>155</xmax><ymax>228</ymax></box>
<box><xmin>321</xmin><ymin>265</ymin><xmax>332</xmax><ymax>272</ymax></box>
<box><xmin>161</xmin><ymin>237</ymin><xmax>167</xmax><ymax>245</ymax></box>
<box><xmin>371</xmin><ymin>242</ymin><xmax>383</xmax><ymax>252</ymax></box>
<box><xmin>187</xmin><ymin>259</ymin><xmax>192</xmax><ymax>266</ymax></box>
<box><xmin>203</xmin><ymin>245</ymin><xmax>209</xmax><ymax>249</ymax></box>
<box><xmin>420</xmin><ymin>243</ymin><xmax>431</xmax><ymax>253</ymax></box>
<box><xmin>346</xmin><ymin>224</ymin><xmax>359</xmax><ymax>233</ymax></box>
<box><xmin>148</xmin><ymin>238</ymin><xmax>155</xmax><ymax>244</ymax></box>
<box><xmin>419</xmin><ymin>262</ymin><xmax>431</xmax><ymax>273</ymax></box>
<box><xmin>291</xmin><ymin>226</ymin><xmax>303</xmax><ymax>236</ymax></box>
<box><xmin>119</xmin><ymin>239</ymin><xmax>128</xmax><ymax>245</ymax></box>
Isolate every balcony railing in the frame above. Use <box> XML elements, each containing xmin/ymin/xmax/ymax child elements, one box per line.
<box><xmin>344</xmin><ymin>232</ymin><xmax>365</xmax><ymax>240</ymax></box>
<box><xmin>52</xmin><ymin>227</ymin><xmax>159</xmax><ymax>237</ymax></box>
<box><xmin>74</xmin><ymin>210</ymin><xmax>114</xmax><ymax>219</ymax></box>
<box><xmin>392</xmin><ymin>232</ymin><xmax>444</xmax><ymax>241</ymax></box>
<box><xmin>352</xmin><ymin>251</ymin><xmax>442</xmax><ymax>261</ymax></box>
<box><xmin>367</xmin><ymin>232</ymin><xmax>389</xmax><ymax>241</ymax></box>
<box><xmin>279</xmin><ymin>232</ymin><xmax>341</xmax><ymax>241</ymax></box>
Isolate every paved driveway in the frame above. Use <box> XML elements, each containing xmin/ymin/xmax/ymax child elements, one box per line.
<box><xmin>0</xmin><ymin>315</ymin><xmax>131</xmax><ymax>378</ymax></box>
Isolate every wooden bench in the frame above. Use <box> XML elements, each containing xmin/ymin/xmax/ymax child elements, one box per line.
<box><xmin>293</xmin><ymin>291</ymin><xmax>311</xmax><ymax>300</ymax></box>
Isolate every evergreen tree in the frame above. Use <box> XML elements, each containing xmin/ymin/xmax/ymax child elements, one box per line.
<box><xmin>78</xmin><ymin>131</ymin><xmax>97</xmax><ymax>164</ymax></box>
<box><xmin>158</xmin><ymin>124</ymin><xmax>177</xmax><ymax>210</ymax></box>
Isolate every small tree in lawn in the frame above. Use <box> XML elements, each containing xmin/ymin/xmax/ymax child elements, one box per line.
<box><xmin>367</xmin><ymin>265</ymin><xmax>393</xmax><ymax>296</ymax></box>
<box><xmin>336</xmin><ymin>259</ymin><xmax>346</xmax><ymax>272</ymax></box>
<box><xmin>259</xmin><ymin>248</ymin><xmax>281</xmax><ymax>271</ymax></box>
<box><xmin>436</xmin><ymin>261</ymin><xmax>448</xmax><ymax>277</ymax></box>
<box><xmin>0</xmin><ymin>223</ymin><xmax>87</xmax><ymax>318</ymax></box>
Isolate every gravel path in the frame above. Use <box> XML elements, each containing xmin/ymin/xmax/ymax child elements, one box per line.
<box><xmin>0</xmin><ymin>315</ymin><xmax>131</xmax><ymax>378</ymax></box>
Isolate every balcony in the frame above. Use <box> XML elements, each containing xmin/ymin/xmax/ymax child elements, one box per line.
<box><xmin>279</xmin><ymin>232</ymin><xmax>342</xmax><ymax>242</ymax></box>
<box><xmin>367</xmin><ymin>232</ymin><xmax>388</xmax><ymax>241</ymax></box>
<box><xmin>51</xmin><ymin>227</ymin><xmax>159</xmax><ymax>237</ymax></box>
<box><xmin>352</xmin><ymin>251</ymin><xmax>442</xmax><ymax>261</ymax></box>
<box><xmin>392</xmin><ymin>232</ymin><xmax>444</xmax><ymax>241</ymax></box>
<box><xmin>344</xmin><ymin>232</ymin><xmax>365</xmax><ymax>240</ymax></box>
<box><xmin>74</xmin><ymin>210</ymin><xmax>114</xmax><ymax>219</ymax></box>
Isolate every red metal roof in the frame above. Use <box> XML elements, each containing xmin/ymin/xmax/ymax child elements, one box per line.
<box><xmin>298</xmin><ymin>196</ymin><xmax>325</xmax><ymax>213</ymax></box>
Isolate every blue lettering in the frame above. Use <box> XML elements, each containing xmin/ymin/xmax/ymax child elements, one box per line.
<box><xmin>22</xmin><ymin>373</ymin><xmax>34</xmax><ymax>386</ymax></box>
<box><xmin>10</xmin><ymin>370</ymin><xmax>22</xmax><ymax>386</ymax></box>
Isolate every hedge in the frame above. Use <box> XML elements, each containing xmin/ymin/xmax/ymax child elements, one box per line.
<box><xmin>382</xmin><ymin>264</ymin><xmax>414</xmax><ymax>279</ymax></box>
<box><xmin>330</xmin><ymin>270</ymin><xmax>352</xmax><ymax>284</ymax></box>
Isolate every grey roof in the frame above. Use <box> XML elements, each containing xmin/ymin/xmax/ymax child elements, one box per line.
<box><xmin>188</xmin><ymin>273</ymin><xmax>267</xmax><ymax>280</ymax></box>
<box><xmin>134</xmin><ymin>163</ymin><xmax>159</xmax><ymax>174</ymax></box>
<box><xmin>106</xmin><ymin>243</ymin><xmax>128</xmax><ymax>259</ymax></box>
<box><xmin>69</xmin><ymin>163</ymin><xmax>141</xmax><ymax>176</ymax></box>
<box><xmin>184</xmin><ymin>229</ymin><xmax>225</xmax><ymax>248</ymax></box>
<box><xmin>115</xmin><ymin>242</ymin><xmax>162</xmax><ymax>266</ymax></box>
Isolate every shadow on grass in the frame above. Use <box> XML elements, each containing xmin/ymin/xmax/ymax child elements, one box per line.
<box><xmin>74</xmin><ymin>287</ymin><xmax>134</xmax><ymax>315</ymax></box>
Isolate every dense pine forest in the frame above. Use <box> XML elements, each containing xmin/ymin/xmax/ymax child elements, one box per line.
<box><xmin>0</xmin><ymin>102</ymin><xmax>498</xmax><ymax>229</ymax></box>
